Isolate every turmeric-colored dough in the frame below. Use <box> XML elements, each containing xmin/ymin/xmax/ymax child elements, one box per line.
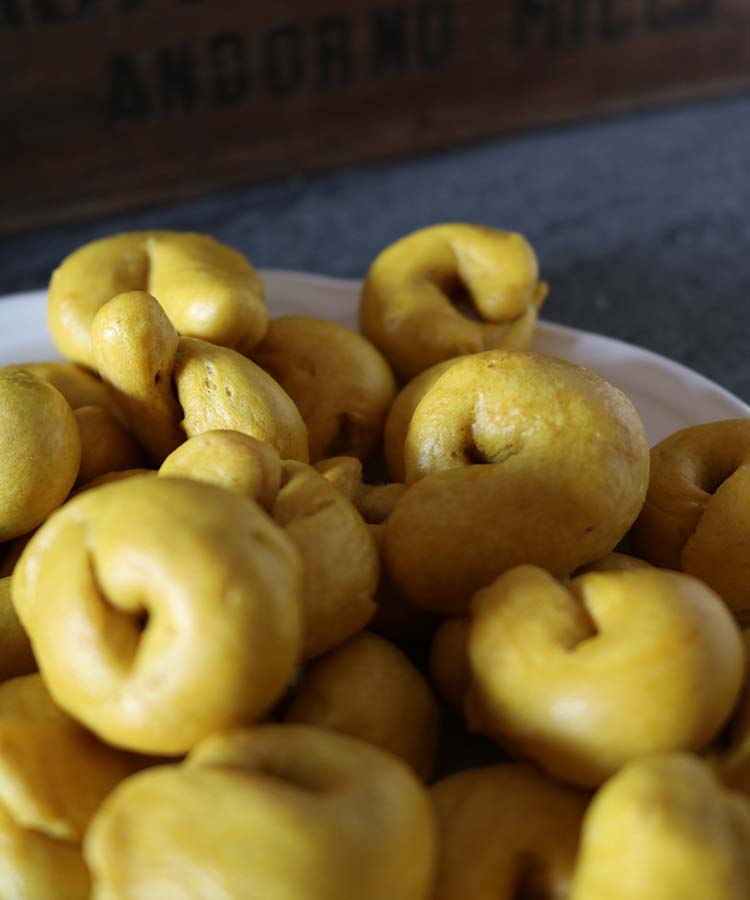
<box><xmin>49</xmin><ymin>231</ymin><xmax>267</xmax><ymax>367</ymax></box>
<box><xmin>430</xmin><ymin>617</ymin><xmax>471</xmax><ymax>715</ymax></box>
<box><xmin>85</xmin><ymin>725</ymin><xmax>437</xmax><ymax>900</ymax></box>
<box><xmin>253</xmin><ymin>316</ymin><xmax>396</xmax><ymax>462</ymax></box>
<box><xmin>285</xmin><ymin>632</ymin><xmax>439</xmax><ymax>779</ymax></box>
<box><xmin>466</xmin><ymin>566</ymin><xmax>745</xmax><ymax>787</ymax></box>
<box><xmin>0</xmin><ymin>577</ymin><xmax>35</xmax><ymax>681</ymax></box>
<box><xmin>360</xmin><ymin>224</ymin><xmax>547</xmax><ymax>379</ymax></box>
<box><xmin>0</xmin><ymin>369</ymin><xmax>81</xmax><ymax>542</ymax></box>
<box><xmin>12</xmin><ymin>476</ymin><xmax>302</xmax><ymax>755</ymax></box>
<box><xmin>384</xmin><ymin>351</ymin><xmax>650</xmax><ymax>614</ymax></box>
<box><xmin>632</xmin><ymin>419</ymin><xmax>750</xmax><ymax>621</ymax></box>
<box><xmin>315</xmin><ymin>455</ymin><xmax>407</xmax><ymax>524</ymax></box>
<box><xmin>3</xmin><ymin>361</ymin><xmax>124</xmax><ymax>421</ymax></box>
<box><xmin>432</xmin><ymin>764</ymin><xmax>589</xmax><ymax>900</ymax></box>
<box><xmin>0</xmin><ymin>674</ymin><xmax>141</xmax><ymax>900</ymax></box>
<box><xmin>74</xmin><ymin>405</ymin><xmax>143</xmax><ymax>486</ymax></box>
<box><xmin>570</xmin><ymin>754</ymin><xmax>750</xmax><ymax>900</ymax></box>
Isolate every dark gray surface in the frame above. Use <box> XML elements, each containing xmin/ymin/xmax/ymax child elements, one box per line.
<box><xmin>2</xmin><ymin>93</ymin><xmax>749</xmax><ymax>400</ymax></box>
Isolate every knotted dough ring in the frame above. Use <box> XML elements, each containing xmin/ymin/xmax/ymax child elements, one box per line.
<box><xmin>49</xmin><ymin>231</ymin><xmax>267</xmax><ymax>368</ymax></box>
<box><xmin>253</xmin><ymin>316</ymin><xmax>397</xmax><ymax>463</ymax></box>
<box><xmin>360</xmin><ymin>224</ymin><xmax>548</xmax><ymax>380</ymax></box>
<box><xmin>85</xmin><ymin>725</ymin><xmax>437</xmax><ymax>900</ymax></box>
<box><xmin>431</xmin><ymin>764</ymin><xmax>588</xmax><ymax>900</ymax></box>
<box><xmin>570</xmin><ymin>753</ymin><xmax>750</xmax><ymax>900</ymax></box>
<box><xmin>384</xmin><ymin>350</ymin><xmax>650</xmax><ymax>614</ymax></box>
<box><xmin>91</xmin><ymin>291</ymin><xmax>308</xmax><ymax>464</ymax></box>
<box><xmin>12</xmin><ymin>476</ymin><xmax>302</xmax><ymax>755</ymax></box>
<box><xmin>466</xmin><ymin>566</ymin><xmax>745</xmax><ymax>788</ymax></box>
<box><xmin>631</xmin><ymin>419</ymin><xmax>750</xmax><ymax>621</ymax></box>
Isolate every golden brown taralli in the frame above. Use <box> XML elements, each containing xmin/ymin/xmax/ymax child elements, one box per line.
<box><xmin>315</xmin><ymin>456</ymin><xmax>407</xmax><ymax>524</ymax></box>
<box><xmin>466</xmin><ymin>566</ymin><xmax>745</xmax><ymax>787</ymax></box>
<box><xmin>0</xmin><ymin>370</ymin><xmax>81</xmax><ymax>542</ymax></box>
<box><xmin>3</xmin><ymin>361</ymin><xmax>124</xmax><ymax>421</ymax></box>
<box><xmin>253</xmin><ymin>316</ymin><xmax>396</xmax><ymax>463</ymax></box>
<box><xmin>73</xmin><ymin>406</ymin><xmax>143</xmax><ymax>486</ymax></box>
<box><xmin>429</xmin><ymin>617</ymin><xmax>471</xmax><ymax>715</ymax></box>
<box><xmin>708</xmin><ymin>629</ymin><xmax>750</xmax><ymax>796</ymax></box>
<box><xmin>431</xmin><ymin>764</ymin><xmax>589</xmax><ymax>900</ymax></box>
<box><xmin>285</xmin><ymin>632</ymin><xmax>439</xmax><ymax>779</ymax></box>
<box><xmin>360</xmin><ymin>224</ymin><xmax>548</xmax><ymax>379</ymax></box>
<box><xmin>160</xmin><ymin>431</ymin><xmax>282</xmax><ymax>511</ymax></box>
<box><xmin>85</xmin><ymin>725</ymin><xmax>437</xmax><ymax>900</ymax></box>
<box><xmin>632</xmin><ymin>419</ymin><xmax>750</xmax><ymax>621</ymax></box>
<box><xmin>48</xmin><ymin>231</ymin><xmax>267</xmax><ymax>367</ymax></box>
<box><xmin>570</xmin><ymin>754</ymin><xmax>750</xmax><ymax>900</ymax></box>
<box><xmin>385</xmin><ymin>351</ymin><xmax>650</xmax><ymax>614</ymax></box>
<box><xmin>0</xmin><ymin>674</ymin><xmax>142</xmax><ymax>900</ymax></box>
<box><xmin>0</xmin><ymin>577</ymin><xmax>35</xmax><ymax>680</ymax></box>
<box><xmin>12</xmin><ymin>476</ymin><xmax>303</xmax><ymax>755</ymax></box>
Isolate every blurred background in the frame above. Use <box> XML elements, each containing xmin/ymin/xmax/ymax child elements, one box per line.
<box><xmin>1</xmin><ymin>0</ymin><xmax>749</xmax><ymax>394</ymax></box>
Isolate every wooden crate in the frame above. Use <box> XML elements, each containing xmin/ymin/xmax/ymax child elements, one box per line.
<box><xmin>2</xmin><ymin>0</ymin><xmax>749</xmax><ymax>235</ymax></box>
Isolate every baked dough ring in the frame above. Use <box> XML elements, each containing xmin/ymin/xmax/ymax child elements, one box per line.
<box><xmin>315</xmin><ymin>455</ymin><xmax>407</xmax><ymax>524</ymax></box>
<box><xmin>92</xmin><ymin>291</ymin><xmax>308</xmax><ymax>464</ymax></box>
<box><xmin>709</xmin><ymin>629</ymin><xmax>750</xmax><ymax>796</ymax></box>
<box><xmin>285</xmin><ymin>632</ymin><xmax>439</xmax><ymax>779</ymax></box>
<box><xmin>431</xmin><ymin>764</ymin><xmax>588</xmax><ymax>900</ymax></box>
<box><xmin>49</xmin><ymin>231</ymin><xmax>267</xmax><ymax>367</ymax></box>
<box><xmin>631</xmin><ymin>419</ymin><xmax>750</xmax><ymax>620</ymax></box>
<box><xmin>73</xmin><ymin>406</ymin><xmax>143</xmax><ymax>486</ymax></box>
<box><xmin>385</xmin><ymin>351</ymin><xmax>650</xmax><ymax>614</ymax></box>
<box><xmin>0</xmin><ymin>577</ymin><xmax>35</xmax><ymax>681</ymax></box>
<box><xmin>466</xmin><ymin>566</ymin><xmax>744</xmax><ymax>787</ymax></box>
<box><xmin>253</xmin><ymin>316</ymin><xmax>397</xmax><ymax>462</ymax></box>
<box><xmin>360</xmin><ymin>224</ymin><xmax>548</xmax><ymax>379</ymax></box>
<box><xmin>0</xmin><ymin>674</ymin><xmax>140</xmax><ymax>900</ymax></box>
<box><xmin>12</xmin><ymin>475</ymin><xmax>302</xmax><ymax>755</ymax></box>
<box><xmin>430</xmin><ymin>617</ymin><xmax>471</xmax><ymax>714</ymax></box>
<box><xmin>0</xmin><ymin>369</ymin><xmax>81</xmax><ymax>542</ymax></box>
<box><xmin>85</xmin><ymin>725</ymin><xmax>437</xmax><ymax>900</ymax></box>
<box><xmin>570</xmin><ymin>754</ymin><xmax>750</xmax><ymax>900</ymax></box>
<box><xmin>3</xmin><ymin>361</ymin><xmax>124</xmax><ymax>421</ymax></box>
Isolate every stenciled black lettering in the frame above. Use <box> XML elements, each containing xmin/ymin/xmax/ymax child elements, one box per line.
<box><xmin>418</xmin><ymin>0</ymin><xmax>452</xmax><ymax>68</ymax></box>
<box><xmin>513</xmin><ymin>0</ymin><xmax>564</xmax><ymax>52</ymax></box>
<box><xmin>316</xmin><ymin>15</ymin><xmax>354</xmax><ymax>88</ymax></box>
<box><xmin>211</xmin><ymin>32</ymin><xmax>250</xmax><ymax>107</ymax></box>
<box><xmin>265</xmin><ymin>23</ymin><xmax>303</xmax><ymax>97</ymax></box>
<box><xmin>371</xmin><ymin>6</ymin><xmax>408</xmax><ymax>75</ymax></box>
<box><xmin>107</xmin><ymin>53</ymin><xmax>150</xmax><ymax>122</ymax></box>
<box><xmin>599</xmin><ymin>0</ymin><xmax>633</xmax><ymax>39</ymax></box>
<box><xmin>156</xmin><ymin>43</ymin><xmax>198</xmax><ymax>112</ymax></box>
<box><xmin>0</xmin><ymin>0</ymin><xmax>23</xmax><ymax>28</ymax></box>
<box><xmin>645</xmin><ymin>0</ymin><xmax>716</xmax><ymax>29</ymax></box>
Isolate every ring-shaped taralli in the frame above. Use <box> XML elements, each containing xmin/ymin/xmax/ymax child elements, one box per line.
<box><xmin>631</xmin><ymin>419</ymin><xmax>750</xmax><ymax>621</ymax></box>
<box><xmin>11</xmin><ymin>476</ymin><xmax>303</xmax><ymax>755</ymax></box>
<box><xmin>385</xmin><ymin>351</ymin><xmax>650</xmax><ymax>614</ymax></box>
<box><xmin>360</xmin><ymin>224</ymin><xmax>548</xmax><ymax>380</ymax></box>
<box><xmin>431</xmin><ymin>764</ymin><xmax>589</xmax><ymax>900</ymax></box>
<box><xmin>84</xmin><ymin>725</ymin><xmax>437</xmax><ymax>900</ymax></box>
<box><xmin>466</xmin><ymin>566</ymin><xmax>745</xmax><ymax>788</ymax></box>
<box><xmin>49</xmin><ymin>231</ymin><xmax>267</xmax><ymax>368</ymax></box>
<box><xmin>570</xmin><ymin>754</ymin><xmax>750</xmax><ymax>900</ymax></box>
<box><xmin>91</xmin><ymin>291</ymin><xmax>309</xmax><ymax>464</ymax></box>
<box><xmin>252</xmin><ymin>316</ymin><xmax>397</xmax><ymax>463</ymax></box>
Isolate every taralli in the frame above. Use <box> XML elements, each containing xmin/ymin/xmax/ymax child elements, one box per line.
<box><xmin>574</xmin><ymin>551</ymin><xmax>653</xmax><ymax>575</ymax></box>
<box><xmin>431</xmin><ymin>764</ymin><xmax>589</xmax><ymax>900</ymax></box>
<box><xmin>92</xmin><ymin>291</ymin><xmax>309</xmax><ymax>464</ymax></box>
<box><xmin>632</xmin><ymin>419</ymin><xmax>750</xmax><ymax>621</ymax></box>
<box><xmin>315</xmin><ymin>455</ymin><xmax>407</xmax><ymax>524</ymax></box>
<box><xmin>285</xmin><ymin>632</ymin><xmax>440</xmax><ymax>779</ymax></box>
<box><xmin>709</xmin><ymin>629</ymin><xmax>750</xmax><ymax>796</ymax></box>
<box><xmin>466</xmin><ymin>566</ymin><xmax>745</xmax><ymax>787</ymax></box>
<box><xmin>0</xmin><ymin>674</ymin><xmax>141</xmax><ymax>900</ymax></box>
<box><xmin>360</xmin><ymin>224</ymin><xmax>548</xmax><ymax>379</ymax></box>
<box><xmin>273</xmin><ymin>461</ymin><xmax>379</xmax><ymax>659</ymax></box>
<box><xmin>3</xmin><ymin>361</ymin><xmax>124</xmax><ymax>420</ymax></box>
<box><xmin>383</xmin><ymin>357</ymin><xmax>465</xmax><ymax>483</ymax></box>
<box><xmin>385</xmin><ymin>350</ymin><xmax>650</xmax><ymax>614</ymax></box>
<box><xmin>0</xmin><ymin>369</ymin><xmax>81</xmax><ymax>542</ymax></box>
<box><xmin>429</xmin><ymin>617</ymin><xmax>471</xmax><ymax>714</ymax></box>
<box><xmin>570</xmin><ymin>754</ymin><xmax>750</xmax><ymax>900</ymax></box>
<box><xmin>160</xmin><ymin>430</ymin><xmax>282</xmax><ymax>511</ymax></box>
<box><xmin>73</xmin><ymin>406</ymin><xmax>143</xmax><ymax>486</ymax></box>
<box><xmin>253</xmin><ymin>316</ymin><xmax>397</xmax><ymax>462</ymax></box>
<box><xmin>12</xmin><ymin>476</ymin><xmax>303</xmax><ymax>755</ymax></box>
<box><xmin>85</xmin><ymin>725</ymin><xmax>437</xmax><ymax>900</ymax></box>
<box><xmin>0</xmin><ymin>577</ymin><xmax>35</xmax><ymax>681</ymax></box>
<box><xmin>49</xmin><ymin>231</ymin><xmax>267</xmax><ymax>367</ymax></box>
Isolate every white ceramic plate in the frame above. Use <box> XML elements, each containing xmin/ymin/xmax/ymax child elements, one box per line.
<box><xmin>1</xmin><ymin>270</ymin><xmax>747</xmax><ymax>444</ymax></box>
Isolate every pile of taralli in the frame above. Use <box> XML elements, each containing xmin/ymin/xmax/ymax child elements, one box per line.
<box><xmin>0</xmin><ymin>224</ymin><xmax>748</xmax><ymax>899</ymax></box>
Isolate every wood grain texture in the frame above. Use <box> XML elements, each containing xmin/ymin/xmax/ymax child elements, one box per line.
<box><xmin>2</xmin><ymin>0</ymin><xmax>749</xmax><ymax>234</ymax></box>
